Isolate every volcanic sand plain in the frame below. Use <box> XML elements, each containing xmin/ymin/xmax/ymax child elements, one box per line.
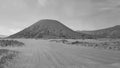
<box><xmin>2</xmin><ymin>39</ymin><xmax>120</xmax><ymax>68</ymax></box>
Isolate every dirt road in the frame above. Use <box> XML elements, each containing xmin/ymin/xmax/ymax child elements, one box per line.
<box><xmin>5</xmin><ymin>39</ymin><xmax>120</xmax><ymax>68</ymax></box>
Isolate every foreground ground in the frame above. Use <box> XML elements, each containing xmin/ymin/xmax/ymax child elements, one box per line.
<box><xmin>2</xmin><ymin>39</ymin><xmax>120</xmax><ymax>68</ymax></box>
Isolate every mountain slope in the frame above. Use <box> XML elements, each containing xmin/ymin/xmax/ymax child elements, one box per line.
<box><xmin>78</xmin><ymin>25</ymin><xmax>120</xmax><ymax>38</ymax></box>
<box><xmin>9</xmin><ymin>19</ymin><xmax>93</xmax><ymax>39</ymax></box>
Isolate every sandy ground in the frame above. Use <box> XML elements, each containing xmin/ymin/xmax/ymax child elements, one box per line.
<box><xmin>4</xmin><ymin>39</ymin><xmax>120</xmax><ymax>68</ymax></box>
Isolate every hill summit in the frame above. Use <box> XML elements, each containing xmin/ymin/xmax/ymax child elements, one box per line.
<box><xmin>9</xmin><ymin>19</ymin><xmax>93</xmax><ymax>39</ymax></box>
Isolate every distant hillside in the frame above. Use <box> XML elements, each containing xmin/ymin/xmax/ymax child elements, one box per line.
<box><xmin>0</xmin><ymin>35</ymin><xmax>7</xmax><ymax>38</ymax></box>
<box><xmin>8</xmin><ymin>19</ymin><xmax>93</xmax><ymax>39</ymax></box>
<box><xmin>78</xmin><ymin>25</ymin><xmax>120</xmax><ymax>38</ymax></box>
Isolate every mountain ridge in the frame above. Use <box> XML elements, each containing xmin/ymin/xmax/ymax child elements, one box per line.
<box><xmin>77</xmin><ymin>25</ymin><xmax>120</xmax><ymax>38</ymax></box>
<box><xmin>8</xmin><ymin>19</ymin><xmax>93</xmax><ymax>39</ymax></box>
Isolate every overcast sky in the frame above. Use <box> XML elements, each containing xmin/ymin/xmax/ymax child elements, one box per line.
<box><xmin>0</xmin><ymin>0</ymin><xmax>120</xmax><ymax>35</ymax></box>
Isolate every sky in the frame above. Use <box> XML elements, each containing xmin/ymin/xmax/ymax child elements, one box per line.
<box><xmin>0</xmin><ymin>0</ymin><xmax>120</xmax><ymax>35</ymax></box>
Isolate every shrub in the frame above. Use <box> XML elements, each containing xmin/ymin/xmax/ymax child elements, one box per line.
<box><xmin>0</xmin><ymin>49</ymin><xmax>18</xmax><ymax>68</ymax></box>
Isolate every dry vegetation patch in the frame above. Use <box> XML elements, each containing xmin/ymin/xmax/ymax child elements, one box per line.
<box><xmin>50</xmin><ymin>39</ymin><xmax>120</xmax><ymax>51</ymax></box>
<box><xmin>50</xmin><ymin>39</ymin><xmax>69</xmax><ymax>43</ymax></box>
<box><xmin>0</xmin><ymin>40</ymin><xmax>24</xmax><ymax>47</ymax></box>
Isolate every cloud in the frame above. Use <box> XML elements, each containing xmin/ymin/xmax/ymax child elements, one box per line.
<box><xmin>0</xmin><ymin>0</ymin><xmax>27</xmax><ymax>10</ymax></box>
<box><xmin>0</xmin><ymin>26</ymin><xmax>11</xmax><ymax>35</ymax></box>
<box><xmin>9</xmin><ymin>29</ymin><xmax>21</xmax><ymax>34</ymax></box>
<box><xmin>38</xmin><ymin>0</ymin><xmax>48</xmax><ymax>6</ymax></box>
<box><xmin>92</xmin><ymin>0</ymin><xmax>120</xmax><ymax>11</ymax></box>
